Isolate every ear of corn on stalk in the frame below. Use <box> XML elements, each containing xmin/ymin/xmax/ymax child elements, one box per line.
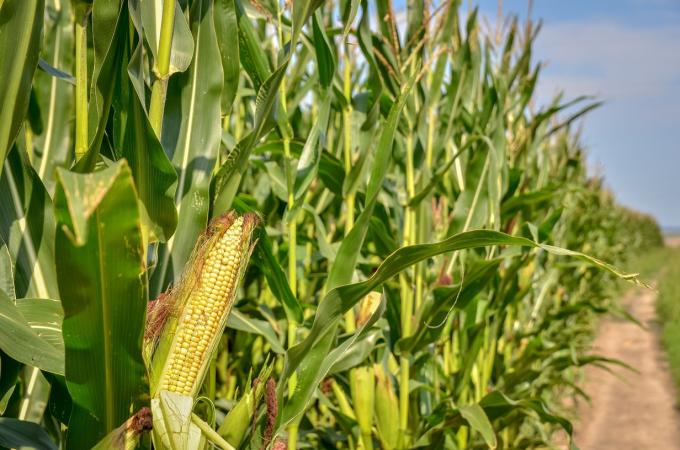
<box><xmin>90</xmin><ymin>407</ymin><xmax>153</xmax><ymax>450</ymax></box>
<box><xmin>347</xmin><ymin>292</ymin><xmax>382</xmax><ymax>449</ymax></box>
<box><xmin>350</xmin><ymin>364</ymin><xmax>375</xmax><ymax>450</ymax></box>
<box><xmin>218</xmin><ymin>361</ymin><xmax>274</xmax><ymax>447</ymax></box>
<box><xmin>151</xmin><ymin>390</ymin><xmax>203</xmax><ymax>450</ymax></box>
<box><xmin>355</xmin><ymin>292</ymin><xmax>382</xmax><ymax>329</ymax></box>
<box><xmin>374</xmin><ymin>364</ymin><xmax>399</xmax><ymax>450</ymax></box>
<box><xmin>145</xmin><ymin>211</ymin><xmax>258</xmax><ymax>399</ymax></box>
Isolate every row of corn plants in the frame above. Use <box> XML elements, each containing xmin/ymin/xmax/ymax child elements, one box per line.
<box><xmin>0</xmin><ymin>0</ymin><xmax>664</xmax><ymax>449</ymax></box>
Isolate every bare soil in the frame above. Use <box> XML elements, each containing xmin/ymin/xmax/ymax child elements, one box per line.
<box><xmin>568</xmin><ymin>288</ymin><xmax>680</xmax><ymax>450</ymax></box>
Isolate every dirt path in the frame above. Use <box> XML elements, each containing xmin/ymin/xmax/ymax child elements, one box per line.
<box><xmin>665</xmin><ymin>235</ymin><xmax>680</xmax><ymax>248</ymax></box>
<box><xmin>570</xmin><ymin>288</ymin><xmax>680</xmax><ymax>449</ymax></box>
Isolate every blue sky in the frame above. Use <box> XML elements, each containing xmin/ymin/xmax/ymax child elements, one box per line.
<box><xmin>474</xmin><ymin>0</ymin><xmax>680</xmax><ymax>227</ymax></box>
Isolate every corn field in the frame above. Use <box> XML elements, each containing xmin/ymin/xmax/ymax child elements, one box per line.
<box><xmin>0</xmin><ymin>0</ymin><xmax>664</xmax><ymax>449</ymax></box>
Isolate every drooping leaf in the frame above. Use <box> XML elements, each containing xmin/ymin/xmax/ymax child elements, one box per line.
<box><xmin>478</xmin><ymin>390</ymin><xmax>576</xmax><ymax>443</ymax></box>
<box><xmin>37</xmin><ymin>58</ymin><xmax>75</xmax><ymax>85</ymax></box>
<box><xmin>396</xmin><ymin>259</ymin><xmax>502</xmax><ymax>354</ymax></box>
<box><xmin>328</xmin><ymin>329</ymin><xmax>381</xmax><ymax>374</ymax></box>
<box><xmin>281</xmin><ymin>230</ymin><xmax>640</xmax><ymax>429</ymax></box>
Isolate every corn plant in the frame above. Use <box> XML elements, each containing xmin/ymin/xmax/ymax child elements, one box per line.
<box><xmin>0</xmin><ymin>0</ymin><xmax>663</xmax><ymax>449</ymax></box>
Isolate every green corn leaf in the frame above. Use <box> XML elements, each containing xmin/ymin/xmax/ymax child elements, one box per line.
<box><xmin>312</xmin><ymin>11</ymin><xmax>336</xmax><ymax>89</ymax></box>
<box><xmin>215</xmin><ymin>0</ymin><xmax>240</xmax><ymax>115</ymax></box>
<box><xmin>141</xmin><ymin>0</ymin><xmax>194</xmax><ymax>76</ymax></box>
<box><xmin>278</xmin><ymin>291</ymin><xmax>386</xmax><ymax>431</ymax></box>
<box><xmin>31</xmin><ymin>0</ymin><xmax>74</xmax><ymax>193</ymax></box>
<box><xmin>227</xmin><ymin>310</ymin><xmax>285</xmax><ymax>354</ymax></box>
<box><xmin>478</xmin><ymin>391</ymin><xmax>576</xmax><ymax>445</ymax></box>
<box><xmin>281</xmin><ymin>230</ymin><xmax>640</xmax><ymax>428</ymax></box>
<box><xmin>73</xmin><ymin>0</ymin><xmax>128</xmax><ymax>171</ymax></box>
<box><xmin>54</xmin><ymin>161</ymin><xmax>148</xmax><ymax>449</ymax></box>
<box><xmin>37</xmin><ymin>58</ymin><xmax>75</xmax><ymax>85</ymax></box>
<box><xmin>211</xmin><ymin>0</ymin><xmax>326</xmax><ymax>215</ymax></box>
<box><xmin>153</xmin><ymin>0</ymin><xmax>224</xmax><ymax>295</ymax></box>
<box><xmin>0</xmin><ymin>291</ymin><xmax>63</xmax><ymax>376</ymax></box>
<box><xmin>0</xmin><ymin>146</ymin><xmax>58</xmax><ymax>300</ymax></box>
<box><xmin>0</xmin><ymin>352</ymin><xmax>22</xmax><ymax>415</ymax></box>
<box><xmin>211</xmin><ymin>65</ymin><xmax>286</xmax><ymax>216</ymax></box>
<box><xmin>288</xmin><ymin>95</ymin><xmax>332</xmax><ymax>217</ymax></box>
<box><xmin>0</xmin><ymin>237</ymin><xmax>16</xmax><ymax>300</ymax></box>
<box><xmin>235</xmin><ymin>0</ymin><xmax>271</xmax><ymax>91</ymax></box>
<box><xmin>253</xmin><ymin>140</ymin><xmax>346</xmax><ymax>195</ymax></box>
<box><xmin>15</xmin><ymin>297</ymin><xmax>63</xmax><ymax>355</ymax></box>
<box><xmin>459</xmin><ymin>404</ymin><xmax>497</xmax><ymax>449</ymax></box>
<box><xmin>229</xmin><ymin>195</ymin><xmax>303</xmax><ymax>323</ymax></box>
<box><xmin>328</xmin><ymin>329</ymin><xmax>381</xmax><ymax>374</ymax></box>
<box><xmin>0</xmin><ymin>0</ymin><xmax>44</xmax><ymax>174</ymax></box>
<box><xmin>113</xmin><ymin>10</ymin><xmax>178</xmax><ymax>242</ymax></box>
<box><xmin>0</xmin><ymin>417</ymin><xmax>57</xmax><ymax>450</ymax></box>
<box><xmin>326</xmin><ymin>73</ymin><xmax>417</xmax><ymax>291</ymax></box>
<box><xmin>396</xmin><ymin>259</ymin><xmax>502</xmax><ymax>354</ymax></box>
<box><xmin>249</xmin><ymin>224</ymin><xmax>303</xmax><ymax>323</ymax></box>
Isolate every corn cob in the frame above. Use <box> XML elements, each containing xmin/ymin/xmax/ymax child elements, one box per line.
<box><xmin>146</xmin><ymin>211</ymin><xmax>258</xmax><ymax>398</ymax></box>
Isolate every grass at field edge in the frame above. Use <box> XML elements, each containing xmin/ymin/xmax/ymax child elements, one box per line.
<box><xmin>656</xmin><ymin>245</ymin><xmax>680</xmax><ymax>403</ymax></box>
<box><xmin>630</xmin><ymin>242</ymin><xmax>680</xmax><ymax>404</ymax></box>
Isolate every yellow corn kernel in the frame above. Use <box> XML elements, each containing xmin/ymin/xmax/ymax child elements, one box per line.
<box><xmin>150</xmin><ymin>212</ymin><xmax>258</xmax><ymax>398</ymax></box>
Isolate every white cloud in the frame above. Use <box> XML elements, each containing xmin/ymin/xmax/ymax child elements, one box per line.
<box><xmin>534</xmin><ymin>20</ymin><xmax>680</xmax><ymax>101</ymax></box>
<box><xmin>427</xmin><ymin>6</ymin><xmax>680</xmax><ymax>225</ymax></box>
<box><xmin>529</xmin><ymin>18</ymin><xmax>680</xmax><ymax>226</ymax></box>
